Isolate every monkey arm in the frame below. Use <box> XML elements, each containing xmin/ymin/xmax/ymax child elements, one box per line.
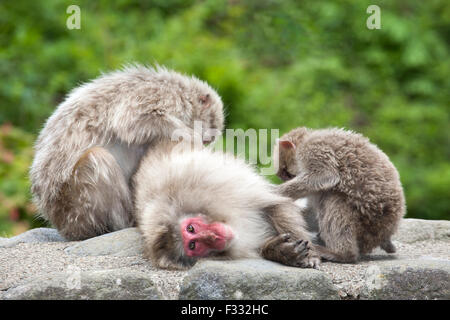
<box><xmin>278</xmin><ymin>175</ymin><xmax>312</xmax><ymax>199</ymax></box>
<box><xmin>279</xmin><ymin>147</ymin><xmax>340</xmax><ymax>199</ymax></box>
<box><xmin>279</xmin><ymin>171</ymin><xmax>340</xmax><ymax>199</ymax></box>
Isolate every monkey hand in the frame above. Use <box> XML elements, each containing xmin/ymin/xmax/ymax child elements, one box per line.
<box><xmin>261</xmin><ymin>234</ymin><xmax>320</xmax><ymax>269</ymax></box>
<box><xmin>278</xmin><ymin>181</ymin><xmax>310</xmax><ymax>200</ymax></box>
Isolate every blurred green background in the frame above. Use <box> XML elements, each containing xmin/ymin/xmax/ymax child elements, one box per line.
<box><xmin>0</xmin><ymin>0</ymin><xmax>449</xmax><ymax>236</ymax></box>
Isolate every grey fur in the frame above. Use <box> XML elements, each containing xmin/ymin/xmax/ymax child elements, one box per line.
<box><xmin>275</xmin><ymin>127</ymin><xmax>406</xmax><ymax>262</ymax></box>
<box><xmin>133</xmin><ymin>141</ymin><xmax>320</xmax><ymax>270</ymax></box>
<box><xmin>30</xmin><ymin>65</ymin><xmax>224</xmax><ymax>240</ymax></box>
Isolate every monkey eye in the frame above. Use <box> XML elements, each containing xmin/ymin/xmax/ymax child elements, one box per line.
<box><xmin>186</xmin><ymin>224</ymin><xmax>195</xmax><ymax>233</ymax></box>
<box><xmin>188</xmin><ymin>241</ymin><xmax>196</xmax><ymax>250</ymax></box>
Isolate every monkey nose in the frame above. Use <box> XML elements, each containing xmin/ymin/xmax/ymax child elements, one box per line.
<box><xmin>198</xmin><ymin>231</ymin><xmax>218</xmax><ymax>244</ymax></box>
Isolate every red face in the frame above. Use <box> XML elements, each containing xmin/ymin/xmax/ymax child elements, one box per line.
<box><xmin>180</xmin><ymin>216</ymin><xmax>234</xmax><ymax>257</ymax></box>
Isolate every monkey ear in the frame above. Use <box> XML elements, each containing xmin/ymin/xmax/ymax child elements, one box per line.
<box><xmin>279</xmin><ymin>140</ymin><xmax>296</xmax><ymax>150</ymax></box>
<box><xmin>199</xmin><ymin>94</ymin><xmax>211</xmax><ymax>108</ymax></box>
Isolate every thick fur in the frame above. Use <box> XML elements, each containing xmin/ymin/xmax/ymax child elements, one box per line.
<box><xmin>30</xmin><ymin>65</ymin><xmax>224</xmax><ymax>240</ymax></box>
<box><xmin>133</xmin><ymin>141</ymin><xmax>319</xmax><ymax>270</ymax></box>
<box><xmin>275</xmin><ymin>127</ymin><xmax>406</xmax><ymax>262</ymax></box>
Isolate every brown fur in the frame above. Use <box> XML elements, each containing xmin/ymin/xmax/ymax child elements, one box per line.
<box><xmin>275</xmin><ymin>127</ymin><xmax>406</xmax><ymax>263</ymax></box>
<box><xmin>30</xmin><ymin>65</ymin><xmax>224</xmax><ymax>240</ymax></box>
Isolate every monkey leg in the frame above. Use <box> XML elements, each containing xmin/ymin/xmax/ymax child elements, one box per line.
<box><xmin>57</xmin><ymin>147</ymin><xmax>134</xmax><ymax>240</ymax></box>
<box><xmin>315</xmin><ymin>194</ymin><xmax>360</xmax><ymax>263</ymax></box>
<box><xmin>261</xmin><ymin>202</ymin><xmax>320</xmax><ymax>268</ymax></box>
<box><xmin>380</xmin><ymin>238</ymin><xmax>396</xmax><ymax>253</ymax></box>
<box><xmin>300</xmin><ymin>198</ymin><xmax>319</xmax><ymax>233</ymax></box>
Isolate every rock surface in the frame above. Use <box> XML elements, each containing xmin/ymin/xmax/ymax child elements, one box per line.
<box><xmin>179</xmin><ymin>259</ymin><xmax>339</xmax><ymax>300</ymax></box>
<box><xmin>1</xmin><ymin>218</ymin><xmax>449</xmax><ymax>300</ymax></box>
<box><xmin>0</xmin><ymin>228</ymin><xmax>65</xmax><ymax>248</ymax></box>
<box><xmin>360</xmin><ymin>258</ymin><xmax>450</xmax><ymax>300</ymax></box>
<box><xmin>392</xmin><ymin>219</ymin><xmax>450</xmax><ymax>243</ymax></box>
<box><xmin>64</xmin><ymin>228</ymin><xmax>143</xmax><ymax>257</ymax></box>
<box><xmin>3</xmin><ymin>269</ymin><xmax>162</xmax><ymax>300</ymax></box>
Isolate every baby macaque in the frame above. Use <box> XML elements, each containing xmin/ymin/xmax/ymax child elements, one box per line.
<box><xmin>30</xmin><ymin>65</ymin><xmax>224</xmax><ymax>240</ymax></box>
<box><xmin>274</xmin><ymin>127</ymin><xmax>406</xmax><ymax>263</ymax></box>
<box><xmin>133</xmin><ymin>140</ymin><xmax>320</xmax><ymax>270</ymax></box>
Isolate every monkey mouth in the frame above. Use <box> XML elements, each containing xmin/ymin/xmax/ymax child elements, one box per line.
<box><xmin>221</xmin><ymin>226</ymin><xmax>235</xmax><ymax>250</ymax></box>
<box><xmin>207</xmin><ymin>225</ymin><xmax>234</xmax><ymax>252</ymax></box>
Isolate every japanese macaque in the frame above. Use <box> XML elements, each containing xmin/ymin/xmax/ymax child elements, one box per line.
<box><xmin>275</xmin><ymin>127</ymin><xmax>406</xmax><ymax>263</ymax></box>
<box><xmin>30</xmin><ymin>65</ymin><xmax>224</xmax><ymax>240</ymax></box>
<box><xmin>133</xmin><ymin>140</ymin><xmax>320</xmax><ymax>270</ymax></box>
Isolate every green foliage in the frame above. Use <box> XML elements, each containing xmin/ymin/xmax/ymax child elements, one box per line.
<box><xmin>0</xmin><ymin>0</ymin><xmax>448</xmax><ymax>234</ymax></box>
<box><xmin>0</xmin><ymin>124</ymin><xmax>47</xmax><ymax>236</ymax></box>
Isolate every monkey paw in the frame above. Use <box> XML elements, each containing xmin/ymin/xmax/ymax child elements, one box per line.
<box><xmin>284</xmin><ymin>239</ymin><xmax>320</xmax><ymax>269</ymax></box>
<box><xmin>261</xmin><ymin>234</ymin><xmax>321</xmax><ymax>269</ymax></box>
<box><xmin>292</xmin><ymin>239</ymin><xmax>321</xmax><ymax>268</ymax></box>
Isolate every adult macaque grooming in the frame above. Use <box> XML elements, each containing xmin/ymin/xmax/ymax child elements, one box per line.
<box><xmin>133</xmin><ymin>141</ymin><xmax>320</xmax><ymax>270</ymax></box>
<box><xmin>30</xmin><ymin>65</ymin><xmax>224</xmax><ymax>240</ymax></box>
<box><xmin>274</xmin><ymin>127</ymin><xmax>406</xmax><ymax>263</ymax></box>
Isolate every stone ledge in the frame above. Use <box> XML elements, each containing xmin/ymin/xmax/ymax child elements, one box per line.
<box><xmin>179</xmin><ymin>259</ymin><xmax>340</xmax><ymax>300</ymax></box>
<box><xmin>0</xmin><ymin>228</ymin><xmax>65</xmax><ymax>248</ymax></box>
<box><xmin>1</xmin><ymin>218</ymin><xmax>449</xmax><ymax>300</ymax></box>
<box><xmin>64</xmin><ymin>228</ymin><xmax>143</xmax><ymax>257</ymax></box>
<box><xmin>393</xmin><ymin>219</ymin><xmax>450</xmax><ymax>243</ymax></box>
<box><xmin>360</xmin><ymin>258</ymin><xmax>450</xmax><ymax>300</ymax></box>
<box><xmin>3</xmin><ymin>269</ymin><xmax>162</xmax><ymax>300</ymax></box>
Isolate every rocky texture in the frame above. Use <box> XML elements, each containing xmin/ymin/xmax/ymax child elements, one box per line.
<box><xmin>392</xmin><ymin>219</ymin><xmax>450</xmax><ymax>243</ymax></box>
<box><xmin>1</xmin><ymin>218</ymin><xmax>449</xmax><ymax>300</ymax></box>
<box><xmin>179</xmin><ymin>259</ymin><xmax>339</xmax><ymax>299</ymax></box>
<box><xmin>64</xmin><ymin>228</ymin><xmax>143</xmax><ymax>257</ymax></box>
<box><xmin>360</xmin><ymin>258</ymin><xmax>450</xmax><ymax>300</ymax></box>
<box><xmin>0</xmin><ymin>228</ymin><xmax>65</xmax><ymax>248</ymax></box>
<box><xmin>0</xmin><ymin>240</ymin><xmax>184</xmax><ymax>300</ymax></box>
<box><xmin>3</xmin><ymin>269</ymin><xmax>161</xmax><ymax>300</ymax></box>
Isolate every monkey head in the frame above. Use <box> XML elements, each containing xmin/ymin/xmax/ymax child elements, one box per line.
<box><xmin>188</xmin><ymin>78</ymin><xmax>224</xmax><ymax>143</ymax></box>
<box><xmin>274</xmin><ymin>127</ymin><xmax>309</xmax><ymax>181</ymax></box>
<box><xmin>141</xmin><ymin>210</ymin><xmax>236</xmax><ymax>270</ymax></box>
